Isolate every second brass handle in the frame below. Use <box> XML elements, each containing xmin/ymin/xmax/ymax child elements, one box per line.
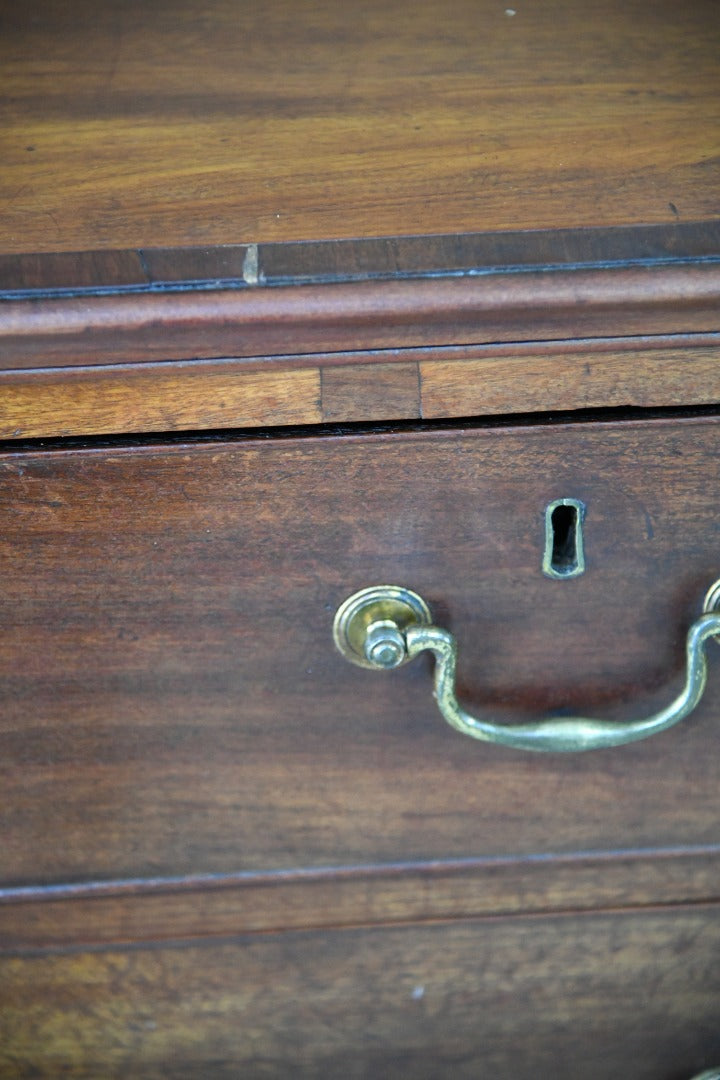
<box><xmin>333</xmin><ymin>583</ymin><xmax>720</xmax><ymax>752</ymax></box>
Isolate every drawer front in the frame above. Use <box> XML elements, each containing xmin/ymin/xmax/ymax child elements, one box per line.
<box><xmin>2</xmin><ymin>415</ymin><xmax>720</xmax><ymax>889</ymax></box>
<box><xmin>3</xmin><ymin>906</ymin><xmax>720</xmax><ymax>1079</ymax></box>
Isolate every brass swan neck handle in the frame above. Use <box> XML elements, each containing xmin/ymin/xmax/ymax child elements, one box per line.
<box><xmin>333</xmin><ymin>583</ymin><xmax>720</xmax><ymax>753</ymax></box>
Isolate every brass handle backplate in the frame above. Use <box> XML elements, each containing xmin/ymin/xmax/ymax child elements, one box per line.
<box><xmin>333</xmin><ymin>582</ymin><xmax>720</xmax><ymax>753</ymax></box>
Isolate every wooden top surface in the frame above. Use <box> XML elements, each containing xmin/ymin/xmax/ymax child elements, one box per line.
<box><xmin>2</xmin><ymin>0</ymin><xmax>719</xmax><ymax>255</ymax></box>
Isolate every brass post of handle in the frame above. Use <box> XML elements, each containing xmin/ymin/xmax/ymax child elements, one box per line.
<box><xmin>332</xmin><ymin>582</ymin><xmax>720</xmax><ymax>752</ymax></box>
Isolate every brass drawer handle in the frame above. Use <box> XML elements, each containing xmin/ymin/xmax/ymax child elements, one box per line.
<box><xmin>333</xmin><ymin>582</ymin><xmax>720</xmax><ymax>753</ymax></box>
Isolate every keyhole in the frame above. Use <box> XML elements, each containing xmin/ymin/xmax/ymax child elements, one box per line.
<box><xmin>543</xmin><ymin>498</ymin><xmax>585</xmax><ymax>579</ymax></box>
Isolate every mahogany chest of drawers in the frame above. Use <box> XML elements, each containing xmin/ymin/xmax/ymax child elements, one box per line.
<box><xmin>1</xmin><ymin>1</ymin><xmax>719</xmax><ymax>1076</ymax></box>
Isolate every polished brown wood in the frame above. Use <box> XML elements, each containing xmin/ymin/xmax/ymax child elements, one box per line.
<box><xmin>2</xmin><ymin>847</ymin><xmax>720</xmax><ymax>953</ymax></box>
<box><xmin>2</xmin><ymin>906</ymin><xmax>719</xmax><ymax>1078</ymax></box>
<box><xmin>3</xmin><ymin>416</ymin><xmax>720</xmax><ymax>889</ymax></box>
<box><xmin>3</xmin><ymin>0</ymin><xmax>720</xmax><ymax>1068</ymax></box>
<box><xmin>2</xmin><ymin>263</ymin><xmax>720</xmax><ymax>372</ymax></box>
<box><xmin>2</xmin><ymin>0</ymin><xmax>719</xmax><ymax>253</ymax></box>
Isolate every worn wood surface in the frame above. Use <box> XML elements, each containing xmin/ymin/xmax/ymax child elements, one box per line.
<box><xmin>2</xmin><ymin>0</ymin><xmax>719</xmax><ymax>254</ymax></box>
<box><xmin>2</xmin><ymin>416</ymin><xmax>720</xmax><ymax>890</ymax></box>
<box><xmin>2</xmin><ymin>906</ymin><xmax>720</xmax><ymax>1078</ymax></box>
<box><xmin>2</xmin><ymin>339</ymin><xmax>720</xmax><ymax>438</ymax></box>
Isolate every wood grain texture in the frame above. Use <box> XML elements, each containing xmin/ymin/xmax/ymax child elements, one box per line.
<box><xmin>2</xmin><ymin>416</ymin><xmax>720</xmax><ymax>888</ymax></box>
<box><xmin>0</xmin><ymin>363</ymin><xmax>321</xmax><ymax>438</ymax></box>
<box><xmin>1</xmin><ymin>0</ymin><xmax>719</xmax><ymax>253</ymax></box>
<box><xmin>2</xmin><ymin>847</ymin><xmax>720</xmax><ymax>953</ymax></box>
<box><xmin>321</xmin><ymin>362</ymin><xmax>420</xmax><ymax>423</ymax></box>
<box><xmin>2</xmin><ymin>340</ymin><xmax>720</xmax><ymax>438</ymax></box>
<box><xmin>0</xmin><ymin>250</ymin><xmax>148</xmax><ymax>293</ymax></box>
<box><xmin>2</xmin><ymin>263</ymin><xmax>720</xmax><ymax>372</ymax></box>
<box><xmin>255</xmin><ymin>222</ymin><xmax>720</xmax><ymax>288</ymax></box>
<box><xmin>2</xmin><ymin>907</ymin><xmax>719</xmax><ymax>1078</ymax></box>
<box><xmin>420</xmin><ymin>343</ymin><xmax>720</xmax><ymax>419</ymax></box>
<box><xmin>2</xmin><ymin>223</ymin><xmax>719</xmax><ymax>297</ymax></box>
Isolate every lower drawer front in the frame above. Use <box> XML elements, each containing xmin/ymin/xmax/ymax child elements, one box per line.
<box><xmin>2</xmin><ymin>416</ymin><xmax>720</xmax><ymax>889</ymax></box>
<box><xmin>3</xmin><ymin>906</ymin><xmax>720</xmax><ymax>1079</ymax></box>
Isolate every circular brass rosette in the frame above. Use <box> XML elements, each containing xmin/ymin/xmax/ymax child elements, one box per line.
<box><xmin>332</xmin><ymin>585</ymin><xmax>432</xmax><ymax>670</ymax></box>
